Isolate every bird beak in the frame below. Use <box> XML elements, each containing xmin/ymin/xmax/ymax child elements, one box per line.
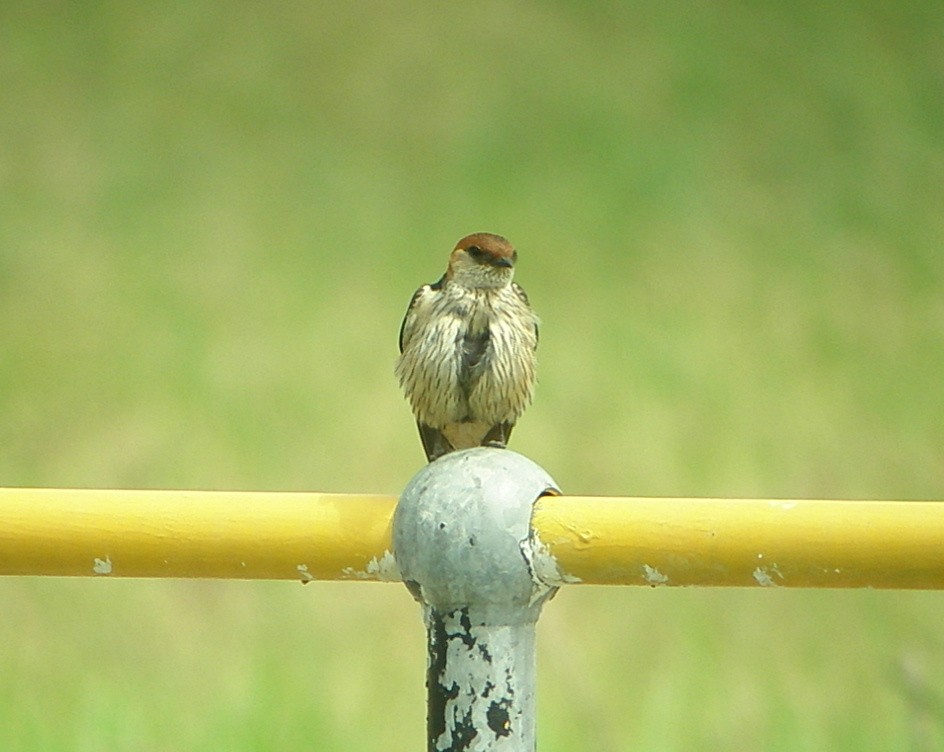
<box><xmin>491</xmin><ymin>257</ymin><xmax>514</xmax><ymax>268</ymax></box>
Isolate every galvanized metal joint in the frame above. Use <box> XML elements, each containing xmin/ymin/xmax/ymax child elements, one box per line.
<box><xmin>393</xmin><ymin>448</ymin><xmax>561</xmax><ymax>752</ymax></box>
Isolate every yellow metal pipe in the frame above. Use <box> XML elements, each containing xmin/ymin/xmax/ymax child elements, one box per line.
<box><xmin>533</xmin><ymin>496</ymin><xmax>944</xmax><ymax>589</ymax></box>
<box><xmin>0</xmin><ymin>488</ymin><xmax>398</xmax><ymax>582</ymax></box>
<box><xmin>1</xmin><ymin>488</ymin><xmax>942</xmax><ymax>588</ymax></box>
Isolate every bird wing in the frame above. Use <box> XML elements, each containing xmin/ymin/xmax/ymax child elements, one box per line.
<box><xmin>398</xmin><ymin>275</ymin><xmax>445</xmax><ymax>353</ymax></box>
<box><xmin>512</xmin><ymin>282</ymin><xmax>539</xmax><ymax>348</ymax></box>
<box><xmin>416</xmin><ymin>422</ymin><xmax>454</xmax><ymax>462</ymax></box>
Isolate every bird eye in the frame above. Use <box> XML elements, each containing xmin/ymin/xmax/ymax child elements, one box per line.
<box><xmin>466</xmin><ymin>245</ymin><xmax>484</xmax><ymax>259</ymax></box>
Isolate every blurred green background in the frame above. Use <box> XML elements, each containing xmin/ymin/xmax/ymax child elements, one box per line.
<box><xmin>2</xmin><ymin>2</ymin><xmax>943</xmax><ymax>750</ymax></box>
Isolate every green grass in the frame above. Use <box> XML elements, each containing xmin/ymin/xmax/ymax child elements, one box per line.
<box><xmin>1</xmin><ymin>2</ymin><xmax>943</xmax><ymax>749</ymax></box>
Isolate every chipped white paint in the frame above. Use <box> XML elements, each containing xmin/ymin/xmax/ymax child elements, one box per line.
<box><xmin>523</xmin><ymin>531</ymin><xmax>582</xmax><ymax>586</ymax></box>
<box><xmin>366</xmin><ymin>550</ymin><xmax>401</xmax><ymax>581</ymax></box>
<box><xmin>340</xmin><ymin>551</ymin><xmax>401</xmax><ymax>582</ymax></box>
<box><xmin>753</xmin><ymin>564</ymin><xmax>784</xmax><ymax>587</ymax></box>
<box><xmin>432</xmin><ymin>609</ymin><xmax>534</xmax><ymax>752</ymax></box>
<box><xmin>296</xmin><ymin>564</ymin><xmax>314</xmax><ymax>582</ymax></box>
<box><xmin>92</xmin><ymin>557</ymin><xmax>112</xmax><ymax>575</ymax></box>
<box><xmin>643</xmin><ymin>564</ymin><xmax>669</xmax><ymax>585</ymax></box>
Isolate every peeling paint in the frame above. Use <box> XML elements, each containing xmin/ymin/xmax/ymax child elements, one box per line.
<box><xmin>753</xmin><ymin>564</ymin><xmax>783</xmax><ymax>587</ymax></box>
<box><xmin>430</xmin><ymin>608</ymin><xmax>530</xmax><ymax>752</ymax></box>
<box><xmin>340</xmin><ymin>551</ymin><xmax>401</xmax><ymax>582</ymax></box>
<box><xmin>366</xmin><ymin>550</ymin><xmax>401</xmax><ymax>581</ymax></box>
<box><xmin>525</xmin><ymin>532</ymin><xmax>582</xmax><ymax>586</ymax></box>
<box><xmin>92</xmin><ymin>557</ymin><xmax>112</xmax><ymax>575</ymax></box>
<box><xmin>296</xmin><ymin>564</ymin><xmax>314</xmax><ymax>582</ymax></box>
<box><xmin>643</xmin><ymin>564</ymin><xmax>669</xmax><ymax>585</ymax></box>
<box><xmin>574</xmin><ymin>527</ymin><xmax>596</xmax><ymax>547</ymax></box>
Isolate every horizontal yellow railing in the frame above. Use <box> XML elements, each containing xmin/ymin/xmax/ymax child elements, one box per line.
<box><xmin>1</xmin><ymin>488</ymin><xmax>942</xmax><ymax>588</ymax></box>
<box><xmin>534</xmin><ymin>496</ymin><xmax>944</xmax><ymax>589</ymax></box>
<box><xmin>0</xmin><ymin>489</ymin><xmax>398</xmax><ymax>582</ymax></box>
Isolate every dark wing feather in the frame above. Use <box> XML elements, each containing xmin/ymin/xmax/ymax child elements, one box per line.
<box><xmin>512</xmin><ymin>282</ymin><xmax>539</xmax><ymax>348</ymax></box>
<box><xmin>399</xmin><ymin>275</ymin><xmax>446</xmax><ymax>353</ymax></box>
<box><xmin>482</xmin><ymin>422</ymin><xmax>514</xmax><ymax>448</ymax></box>
<box><xmin>417</xmin><ymin>422</ymin><xmax>454</xmax><ymax>462</ymax></box>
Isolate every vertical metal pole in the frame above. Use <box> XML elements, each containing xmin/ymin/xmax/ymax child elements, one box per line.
<box><xmin>393</xmin><ymin>448</ymin><xmax>561</xmax><ymax>752</ymax></box>
<box><xmin>425</xmin><ymin>607</ymin><xmax>542</xmax><ymax>749</ymax></box>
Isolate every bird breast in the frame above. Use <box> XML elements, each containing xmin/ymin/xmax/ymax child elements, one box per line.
<box><xmin>397</xmin><ymin>285</ymin><xmax>537</xmax><ymax>428</ymax></box>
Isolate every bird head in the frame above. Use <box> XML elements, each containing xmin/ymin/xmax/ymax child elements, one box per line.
<box><xmin>445</xmin><ymin>233</ymin><xmax>518</xmax><ymax>289</ymax></box>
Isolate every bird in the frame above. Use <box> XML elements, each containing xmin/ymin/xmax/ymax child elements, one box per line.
<box><xmin>395</xmin><ymin>232</ymin><xmax>539</xmax><ymax>462</ymax></box>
